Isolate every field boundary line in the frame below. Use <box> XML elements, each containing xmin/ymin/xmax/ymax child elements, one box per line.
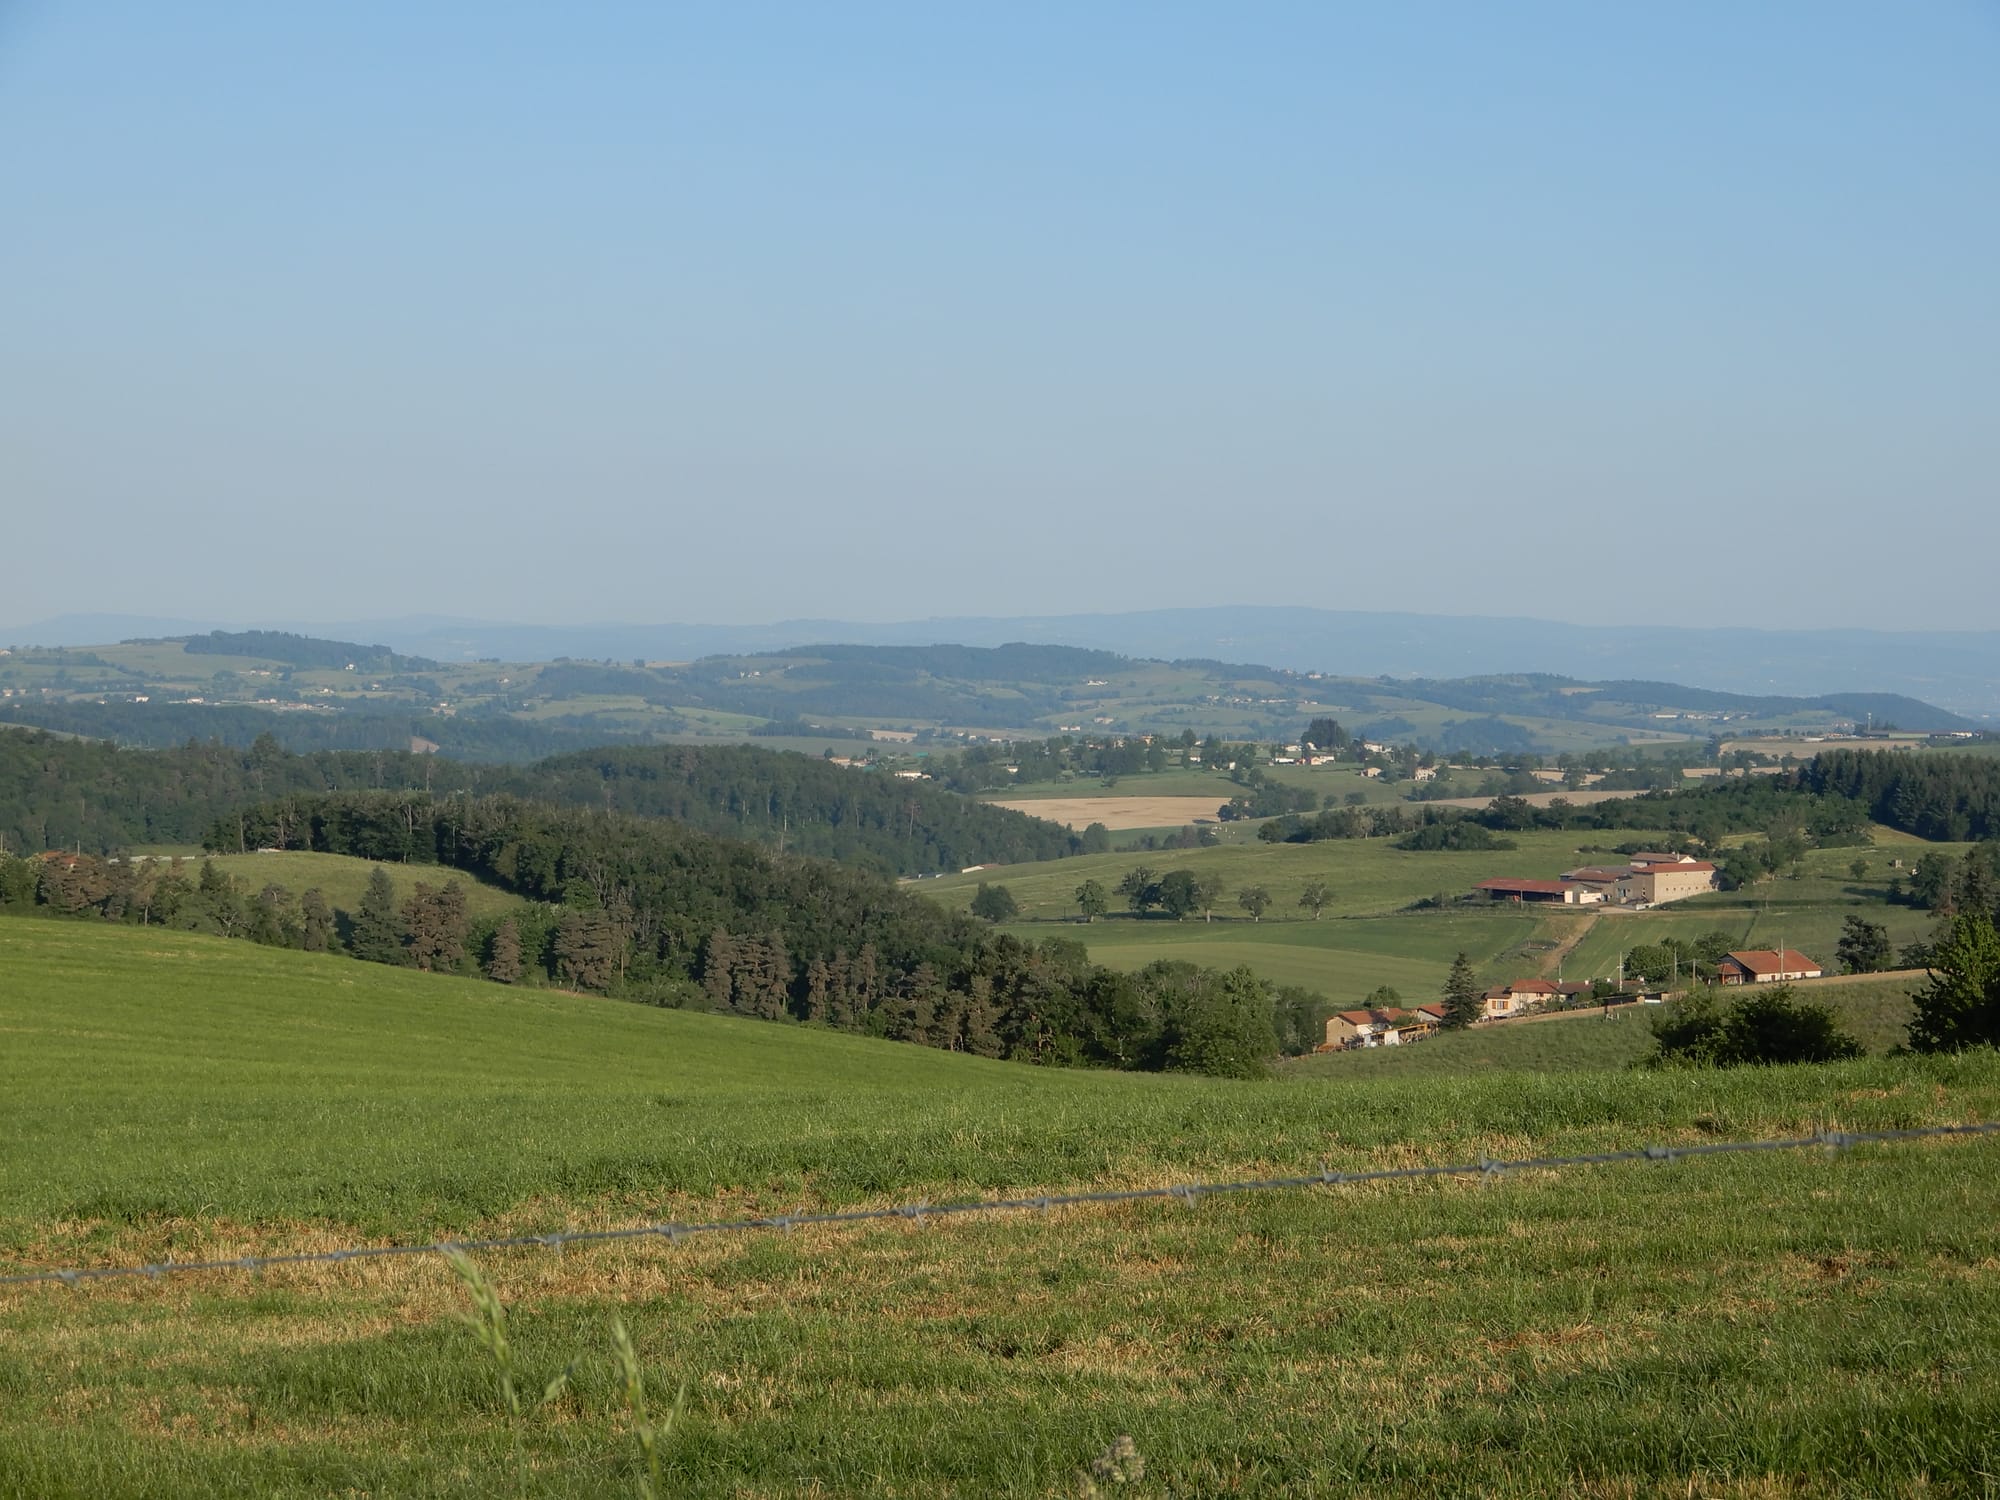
<box><xmin>5</xmin><ymin>1122</ymin><xmax>1994</xmax><ymax>1290</ymax></box>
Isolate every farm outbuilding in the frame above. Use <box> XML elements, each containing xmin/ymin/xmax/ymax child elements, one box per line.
<box><xmin>1717</xmin><ymin>950</ymin><xmax>1823</xmax><ymax>984</ymax></box>
<box><xmin>1477</xmin><ymin>878</ymin><xmax>1601</xmax><ymax>905</ymax></box>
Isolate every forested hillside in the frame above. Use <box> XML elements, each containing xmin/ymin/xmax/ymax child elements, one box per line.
<box><xmin>0</xmin><ymin>729</ymin><xmax>1080</xmax><ymax>876</ymax></box>
<box><xmin>1800</xmin><ymin>748</ymin><xmax>2000</xmax><ymax>842</ymax></box>
<box><xmin>82</xmin><ymin>790</ymin><xmax>1311</xmax><ymax>1074</ymax></box>
<box><xmin>523</xmin><ymin>744</ymin><xmax>1085</xmax><ymax>872</ymax></box>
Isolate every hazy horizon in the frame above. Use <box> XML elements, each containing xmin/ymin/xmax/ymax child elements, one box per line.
<box><xmin>5</xmin><ymin>3</ymin><xmax>1996</xmax><ymax>629</ymax></box>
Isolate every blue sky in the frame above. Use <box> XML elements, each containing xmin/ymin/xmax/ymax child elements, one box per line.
<box><xmin>4</xmin><ymin>3</ymin><xmax>1996</xmax><ymax>630</ymax></box>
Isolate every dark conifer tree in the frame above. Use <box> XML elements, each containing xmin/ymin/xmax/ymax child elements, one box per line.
<box><xmin>1442</xmin><ymin>952</ymin><xmax>1483</xmax><ymax>1030</ymax></box>
<box><xmin>300</xmin><ymin>888</ymin><xmax>334</xmax><ymax>952</ymax></box>
<box><xmin>350</xmin><ymin>866</ymin><xmax>406</xmax><ymax>964</ymax></box>
<box><xmin>485</xmin><ymin>917</ymin><xmax>523</xmax><ymax>983</ymax></box>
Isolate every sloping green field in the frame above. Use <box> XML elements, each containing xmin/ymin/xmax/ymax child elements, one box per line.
<box><xmin>2</xmin><ymin>918</ymin><xmax>1998</xmax><ymax>1497</ymax></box>
<box><xmin>1020</xmin><ymin>907</ymin><xmax>1545</xmax><ymax>1002</ymax></box>
<box><xmin>199</xmin><ymin>850</ymin><xmax>522</xmax><ymax>923</ymax></box>
<box><xmin>930</xmin><ymin>828</ymin><xmax>1664</xmax><ymax>920</ymax></box>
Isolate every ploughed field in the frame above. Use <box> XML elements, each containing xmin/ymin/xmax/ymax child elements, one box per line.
<box><xmin>3</xmin><ymin>919</ymin><xmax>1998</xmax><ymax>1497</ymax></box>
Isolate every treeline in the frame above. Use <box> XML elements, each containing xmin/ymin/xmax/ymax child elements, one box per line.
<box><xmin>0</xmin><ymin>729</ymin><xmax>1085</xmax><ymax>877</ymax></box>
<box><xmin>1800</xmin><ymin>749</ymin><xmax>2000</xmax><ymax>843</ymax></box>
<box><xmin>167</xmin><ymin>791</ymin><xmax>1320</xmax><ymax>1072</ymax></box>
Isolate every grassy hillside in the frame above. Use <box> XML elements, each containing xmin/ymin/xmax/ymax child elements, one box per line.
<box><xmin>1024</xmin><ymin>908</ymin><xmax>1547</xmax><ymax>1002</ymax></box>
<box><xmin>200</xmin><ymin>850</ymin><xmax>522</xmax><ymax>923</ymax></box>
<box><xmin>3</xmin><ymin>920</ymin><xmax>1997</xmax><ymax>1496</ymax></box>
<box><xmin>930</xmin><ymin>827</ymin><xmax>1654</xmax><ymax>920</ymax></box>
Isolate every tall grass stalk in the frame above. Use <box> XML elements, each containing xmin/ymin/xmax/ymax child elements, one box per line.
<box><xmin>610</xmin><ymin>1318</ymin><xmax>686</xmax><ymax>1499</ymax></box>
<box><xmin>445</xmin><ymin>1248</ymin><xmax>571</xmax><ymax>1493</ymax></box>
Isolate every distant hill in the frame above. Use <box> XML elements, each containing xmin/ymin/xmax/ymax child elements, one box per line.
<box><xmin>9</xmin><ymin>606</ymin><xmax>1997</xmax><ymax>712</ymax></box>
<box><xmin>177</xmin><ymin>630</ymin><xmax>440</xmax><ymax>674</ymax></box>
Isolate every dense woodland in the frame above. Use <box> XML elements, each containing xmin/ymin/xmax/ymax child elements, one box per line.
<box><xmin>1800</xmin><ymin>749</ymin><xmax>2000</xmax><ymax>843</ymax></box>
<box><xmin>0</xmin><ymin>730</ymin><xmax>1084</xmax><ymax>876</ymax></box>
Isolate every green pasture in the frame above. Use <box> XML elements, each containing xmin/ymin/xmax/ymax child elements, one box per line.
<box><xmin>1015</xmin><ymin>908</ymin><xmax>1545</xmax><ymax>1005</ymax></box>
<box><xmin>2</xmin><ymin>920</ymin><xmax>1999</xmax><ymax>1496</ymax></box>
<box><xmin>195</xmin><ymin>850</ymin><xmax>523</xmax><ymax>924</ymax></box>
<box><xmin>931</xmin><ymin>827</ymin><xmax>1668</xmax><ymax>921</ymax></box>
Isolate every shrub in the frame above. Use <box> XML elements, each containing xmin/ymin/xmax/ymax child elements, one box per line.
<box><xmin>1648</xmin><ymin>985</ymin><xmax>1863</xmax><ymax>1068</ymax></box>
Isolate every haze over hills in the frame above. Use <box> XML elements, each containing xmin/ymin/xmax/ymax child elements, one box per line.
<box><xmin>8</xmin><ymin>607</ymin><xmax>1998</xmax><ymax>716</ymax></box>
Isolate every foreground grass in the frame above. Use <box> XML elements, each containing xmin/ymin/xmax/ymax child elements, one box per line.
<box><xmin>3</xmin><ymin>920</ymin><xmax>1998</xmax><ymax>1496</ymax></box>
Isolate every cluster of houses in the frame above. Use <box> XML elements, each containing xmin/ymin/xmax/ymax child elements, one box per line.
<box><xmin>1476</xmin><ymin>850</ymin><xmax>1719</xmax><ymax>909</ymax></box>
<box><xmin>1318</xmin><ymin>979</ymin><xmax>1584</xmax><ymax>1050</ymax></box>
<box><xmin>1319</xmin><ymin>951</ymin><xmax>1826</xmax><ymax>1051</ymax></box>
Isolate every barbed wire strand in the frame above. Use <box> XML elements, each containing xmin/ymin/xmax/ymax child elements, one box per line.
<box><xmin>4</xmin><ymin>1121</ymin><xmax>1994</xmax><ymax>1291</ymax></box>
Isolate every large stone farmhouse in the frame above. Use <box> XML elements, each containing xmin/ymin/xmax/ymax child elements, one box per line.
<box><xmin>1480</xmin><ymin>852</ymin><xmax>1717</xmax><ymax>909</ymax></box>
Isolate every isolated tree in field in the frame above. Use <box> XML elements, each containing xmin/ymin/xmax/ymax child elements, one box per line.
<box><xmin>1441</xmin><ymin>952</ymin><xmax>1483</xmax><ymax>1030</ymax></box>
<box><xmin>1849</xmin><ymin>857</ymin><xmax>1870</xmax><ymax>883</ymax></box>
<box><xmin>1298</xmin><ymin>880</ymin><xmax>1330</xmax><ymax>919</ymax></box>
<box><xmin>351</xmin><ymin>866</ymin><xmax>406</xmax><ymax>964</ymax></box>
<box><xmin>1907</xmin><ymin>912</ymin><xmax>2000</xmax><ymax>1053</ymax></box>
<box><xmin>1075</xmin><ymin>879</ymin><xmax>1109</xmax><ymax>923</ymax></box>
<box><xmin>299</xmin><ymin>888</ymin><xmax>334</xmax><ymax>953</ymax></box>
<box><xmin>1157</xmin><ymin>869</ymin><xmax>1202</xmax><ymax>920</ymax></box>
<box><xmin>484</xmin><ymin>916</ymin><xmax>524</xmax><ymax>984</ymax></box>
<box><xmin>969</xmin><ymin>882</ymin><xmax>1020</xmax><ymax>922</ymax></box>
<box><xmin>1836</xmin><ymin>915</ymin><xmax>1892</xmax><ymax>976</ymax></box>
<box><xmin>1196</xmin><ymin>874</ymin><xmax>1226</xmax><ymax>922</ymax></box>
<box><xmin>1237</xmin><ymin>886</ymin><xmax>1271</xmax><ymax>922</ymax></box>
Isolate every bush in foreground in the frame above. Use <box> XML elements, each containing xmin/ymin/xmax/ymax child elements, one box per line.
<box><xmin>1648</xmin><ymin>985</ymin><xmax>1863</xmax><ymax>1068</ymax></box>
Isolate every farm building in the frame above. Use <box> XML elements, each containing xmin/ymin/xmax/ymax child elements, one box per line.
<box><xmin>1324</xmin><ymin>1008</ymin><xmax>1416</xmax><ymax>1049</ymax></box>
<box><xmin>1477</xmin><ymin>878</ymin><xmax>1603</xmax><ymax>905</ymax></box>
<box><xmin>1559</xmin><ymin>861</ymin><xmax>1717</xmax><ymax>906</ymax></box>
<box><xmin>1717</xmin><ymin>950</ymin><xmax>1823</xmax><ymax>985</ymax></box>
<box><xmin>1481</xmin><ymin>979</ymin><xmax>1558</xmax><ymax>1018</ymax></box>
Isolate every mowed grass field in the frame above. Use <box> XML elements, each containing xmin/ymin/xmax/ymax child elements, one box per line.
<box><xmin>3</xmin><ymin>919</ymin><xmax>1999</xmax><ymax>1496</ymax></box>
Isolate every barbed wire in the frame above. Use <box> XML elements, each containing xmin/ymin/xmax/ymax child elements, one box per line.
<box><xmin>4</xmin><ymin>1121</ymin><xmax>1994</xmax><ymax>1291</ymax></box>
